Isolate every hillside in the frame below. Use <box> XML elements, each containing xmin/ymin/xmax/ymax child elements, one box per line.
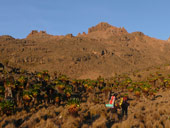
<box><xmin>0</xmin><ymin>22</ymin><xmax>170</xmax><ymax>79</ymax></box>
<box><xmin>1</xmin><ymin>65</ymin><xmax>170</xmax><ymax>128</ymax></box>
<box><xmin>1</xmin><ymin>23</ymin><xmax>170</xmax><ymax>128</ymax></box>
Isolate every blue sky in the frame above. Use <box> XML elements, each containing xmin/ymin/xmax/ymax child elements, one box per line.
<box><xmin>0</xmin><ymin>0</ymin><xmax>170</xmax><ymax>40</ymax></box>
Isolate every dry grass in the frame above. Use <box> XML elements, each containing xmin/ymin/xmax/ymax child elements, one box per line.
<box><xmin>1</xmin><ymin>83</ymin><xmax>170</xmax><ymax>128</ymax></box>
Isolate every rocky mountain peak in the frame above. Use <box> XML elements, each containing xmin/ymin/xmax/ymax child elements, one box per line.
<box><xmin>0</xmin><ymin>35</ymin><xmax>15</xmax><ymax>41</ymax></box>
<box><xmin>26</xmin><ymin>30</ymin><xmax>51</xmax><ymax>39</ymax></box>
<box><xmin>88</xmin><ymin>22</ymin><xmax>112</xmax><ymax>33</ymax></box>
<box><xmin>88</xmin><ymin>22</ymin><xmax>128</xmax><ymax>35</ymax></box>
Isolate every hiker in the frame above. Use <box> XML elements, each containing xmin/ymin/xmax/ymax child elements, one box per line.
<box><xmin>120</xmin><ymin>94</ymin><xmax>129</xmax><ymax>119</ymax></box>
<box><xmin>106</xmin><ymin>92</ymin><xmax>121</xmax><ymax>121</ymax></box>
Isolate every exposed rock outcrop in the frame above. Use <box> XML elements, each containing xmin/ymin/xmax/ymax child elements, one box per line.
<box><xmin>0</xmin><ymin>35</ymin><xmax>15</xmax><ymax>41</ymax></box>
<box><xmin>88</xmin><ymin>22</ymin><xmax>127</xmax><ymax>34</ymax></box>
<box><xmin>26</xmin><ymin>30</ymin><xmax>52</xmax><ymax>39</ymax></box>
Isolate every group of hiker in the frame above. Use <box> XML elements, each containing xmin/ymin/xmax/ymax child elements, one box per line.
<box><xmin>106</xmin><ymin>92</ymin><xmax>130</xmax><ymax>120</ymax></box>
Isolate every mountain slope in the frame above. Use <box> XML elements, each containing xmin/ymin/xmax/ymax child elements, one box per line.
<box><xmin>0</xmin><ymin>22</ymin><xmax>170</xmax><ymax>79</ymax></box>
